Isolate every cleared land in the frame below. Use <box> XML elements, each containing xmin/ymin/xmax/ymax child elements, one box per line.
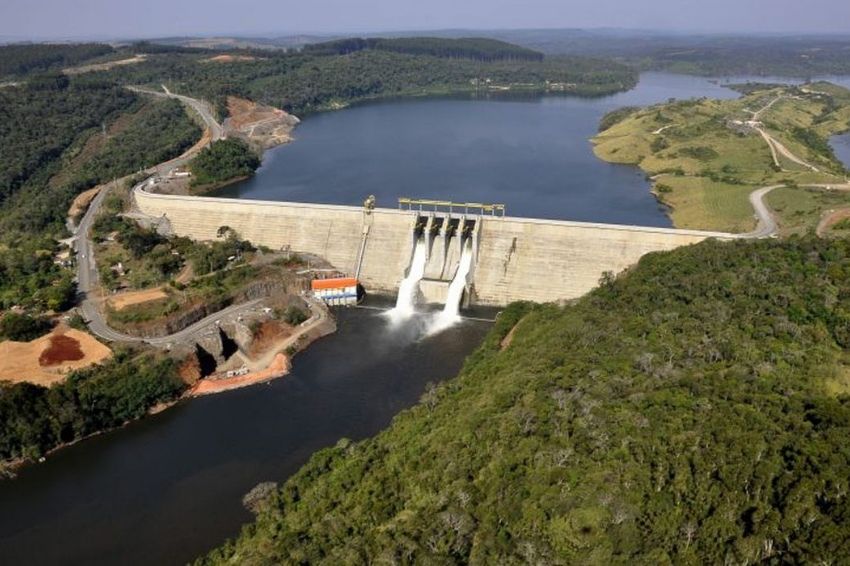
<box><xmin>593</xmin><ymin>82</ymin><xmax>850</xmax><ymax>233</ymax></box>
<box><xmin>223</xmin><ymin>96</ymin><xmax>299</xmax><ymax>149</ymax></box>
<box><xmin>107</xmin><ymin>287</ymin><xmax>169</xmax><ymax>311</ymax></box>
<box><xmin>0</xmin><ymin>326</ymin><xmax>112</xmax><ymax>385</ymax></box>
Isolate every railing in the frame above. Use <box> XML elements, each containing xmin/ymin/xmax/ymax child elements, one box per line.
<box><xmin>398</xmin><ymin>197</ymin><xmax>506</xmax><ymax>217</ymax></box>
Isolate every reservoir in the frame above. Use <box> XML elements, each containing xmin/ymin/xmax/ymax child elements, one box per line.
<box><xmin>0</xmin><ymin>72</ymin><xmax>814</xmax><ymax>565</ymax></box>
<box><xmin>831</xmin><ymin>132</ymin><xmax>850</xmax><ymax>170</ymax></box>
<box><xmin>217</xmin><ymin>73</ymin><xmax>744</xmax><ymax>227</ymax></box>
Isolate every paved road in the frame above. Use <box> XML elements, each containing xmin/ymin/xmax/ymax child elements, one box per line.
<box><xmin>130</xmin><ymin>85</ymin><xmax>224</xmax><ymax>141</ymax></box>
<box><xmin>739</xmin><ymin>185</ymin><xmax>783</xmax><ymax>239</ymax></box>
<box><xmin>74</xmin><ymin>87</ymin><xmax>235</xmax><ymax>345</ymax></box>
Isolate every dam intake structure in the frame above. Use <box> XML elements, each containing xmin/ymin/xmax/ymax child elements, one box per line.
<box><xmin>133</xmin><ymin>186</ymin><xmax>737</xmax><ymax>308</ymax></box>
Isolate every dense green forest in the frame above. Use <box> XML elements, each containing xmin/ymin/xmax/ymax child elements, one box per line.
<box><xmin>0</xmin><ymin>77</ymin><xmax>200</xmax><ymax>316</ymax></box>
<box><xmin>0</xmin><ymin>43</ymin><xmax>114</xmax><ymax>78</ymax></box>
<box><xmin>303</xmin><ymin>37</ymin><xmax>544</xmax><ymax>62</ymax></box>
<box><xmin>0</xmin><ymin>351</ymin><xmax>185</xmax><ymax>465</ymax></box>
<box><xmin>202</xmin><ymin>236</ymin><xmax>850</xmax><ymax>564</ymax></box>
<box><xmin>102</xmin><ymin>46</ymin><xmax>638</xmax><ymax>116</ymax></box>
<box><xmin>189</xmin><ymin>138</ymin><xmax>260</xmax><ymax>188</ymax></box>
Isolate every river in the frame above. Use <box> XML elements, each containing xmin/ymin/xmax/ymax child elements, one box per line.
<box><xmin>1</xmin><ymin>72</ymin><xmax>845</xmax><ymax>565</ymax></box>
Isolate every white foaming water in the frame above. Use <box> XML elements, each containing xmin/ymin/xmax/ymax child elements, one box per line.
<box><xmin>428</xmin><ymin>239</ymin><xmax>473</xmax><ymax>335</ymax></box>
<box><xmin>386</xmin><ymin>238</ymin><xmax>428</xmax><ymax>322</ymax></box>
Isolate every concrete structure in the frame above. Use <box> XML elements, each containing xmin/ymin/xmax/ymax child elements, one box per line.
<box><xmin>134</xmin><ymin>186</ymin><xmax>735</xmax><ymax>306</ymax></box>
<box><xmin>312</xmin><ymin>277</ymin><xmax>359</xmax><ymax>306</ymax></box>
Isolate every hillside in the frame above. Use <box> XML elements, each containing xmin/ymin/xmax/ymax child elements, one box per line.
<box><xmin>102</xmin><ymin>40</ymin><xmax>638</xmax><ymax>116</ymax></box>
<box><xmin>593</xmin><ymin>82</ymin><xmax>850</xmax><ymax>233</ymax></box>
<box><xmin>201</xmin><ymin>237</ymin><xmax>850</xmax><ymax>564</ymax></box>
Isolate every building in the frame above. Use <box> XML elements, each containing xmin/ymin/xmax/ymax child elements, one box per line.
<box><xmin>311</xmin><ymin>277</ymin><xmax>359</xmax><ymax>306</ymax></box>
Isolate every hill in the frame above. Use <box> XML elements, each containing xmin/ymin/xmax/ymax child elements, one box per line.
<box><xmin>302</xmin><ymin>37</ymin><xmax>544</xmax><ymax>62</ymax></box>
<box><xmin>103</xmin><ymin>39</ymin><xmax>637</xmax><ymax>116</ymax></box>
<box><xmin>593</xmin><ymin>82</ymin><xmax>850</xmax><ymax>233</ymax></box>
<box><xmin>201</xmin><ymin>236</ymin><xmax>850</xmax><ymax>564</ymax></box>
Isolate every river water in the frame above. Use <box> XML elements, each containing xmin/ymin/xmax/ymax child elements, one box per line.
<box><xmin>2</xmin><ymin>72</ymin><xmax>846</xmax><ymax>565</ymax></box>
<box><xmin>0</xmin><ymin>309</ymin><xmax>491</xmax><ymax>565</ymax></box>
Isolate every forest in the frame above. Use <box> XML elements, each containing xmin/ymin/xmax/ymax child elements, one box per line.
<box><xmin>303</xmin><ymin>37</ymin><xmax>545</xmax><ymax>62</ymax></box>
<box><xmin>101</xmin><ymin>47</ymin><xmax>638</xmax><ymax>116</ymax></box>
<box><xmin>0</xmin><ymin>43</ymin><xmax>114</xmax><ymax>78</ymax></box>
<box><xmin>190</xmin><ymin>138</ymin><xmax>261</xmax><ymax>189</ymax></box>
<box><xmin>0</xmin><ymin>351</ymin><xmax>185</xmax><ymax>464</ymax></box>
<box><xmin>202</xmin><ymin>236</ymin><xmax>850</xmax><ymax>565</ymax></box>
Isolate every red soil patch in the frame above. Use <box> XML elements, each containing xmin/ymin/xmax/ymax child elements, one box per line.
<box><xmin>39</xmin><ymin>334</ymin><xmax>85</xmax><ymax>366</ymax></box>
<box><xmin>178</xmin><ymin>354</ymin><xmax>202</xmax><ymax>385</ymax></box>
<box><xmin>249</xmin><ymin>320</ymin><xmax>292</xmax><ymax>357</ymax></box>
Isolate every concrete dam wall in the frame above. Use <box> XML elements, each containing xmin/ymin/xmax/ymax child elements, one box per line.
<box><xmin>134</xmin><ymin>188</ymin><xmax>734</xmax><ymax>306</ymax></box>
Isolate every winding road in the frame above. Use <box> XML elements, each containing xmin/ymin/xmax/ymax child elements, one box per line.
<box><xmin>73</xmin><ymin>86</ymin><xmax>234</xmax><ymax>346</ymax></box>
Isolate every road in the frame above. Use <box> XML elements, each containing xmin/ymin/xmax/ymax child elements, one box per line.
<box><xmin>739</xmin><ymin>185</ymin><xmax>783</xmax><ymax>239</ymax></box>
<box><xmin>130</xmin><ymin>85</ymin><xmax>224</xmax><ymax>142</ymax></box>
<box><xmin>73</xmin><ymin>86</ymin><xmax>233</xmax><ymax>346</ymax></box>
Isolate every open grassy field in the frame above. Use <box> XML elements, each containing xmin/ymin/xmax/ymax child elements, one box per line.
<box><xmin>766</xmin><ymin>186</ymin><xmax>850</xmax><ymax>236</ymax></box>
<box><xmin>593</xmin><ymin>82</ymin><xmax>850</xmax><ymax>233</ymax></box>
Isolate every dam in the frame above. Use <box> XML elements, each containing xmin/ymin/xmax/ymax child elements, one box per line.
<box><xmin>134</xmin><ymin>185</ymin><xmax>734</xmax><ymax>307</ymax></box>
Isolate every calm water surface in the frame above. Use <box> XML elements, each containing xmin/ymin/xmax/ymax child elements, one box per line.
<box><xmin>218</xmin><ymin>73</ymin><xmax>750</xmax><ymax>226</ymax></box>
<box><xmin>3</xmin><ymin>72</ymin><xmax>843</xmax><ymax>565</ymax></box>
<box><xmin>831</xmin><ymin>133</ymin><xmax>850</xmax><ymax>170</ymax></box>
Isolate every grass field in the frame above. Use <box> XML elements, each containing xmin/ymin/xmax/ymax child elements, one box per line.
<box><xmin>766</xmin><ymin>186</ymin><xmax>850</xmax><ymax>236</ymax></box>
<box><xmin>593</xmin><ymin>82</ymin><xmax>850</xmax><ymax>233</ymax></box>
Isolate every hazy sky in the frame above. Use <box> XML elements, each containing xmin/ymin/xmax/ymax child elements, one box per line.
<box><xmin>2</xmin><ymin>0</ymin><xmax>850</xmax><ymax>40</ymax></box>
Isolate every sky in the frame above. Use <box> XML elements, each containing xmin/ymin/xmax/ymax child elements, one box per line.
<box><xmin>2</xmin><ymin>0</ymin><xmax>850</xmax><ymax>40</ymax></box>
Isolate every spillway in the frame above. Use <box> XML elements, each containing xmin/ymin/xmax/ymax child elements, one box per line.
<box><xmin>428</xmin><ymin>238</ymin><xmax>473</xmax><ymax>335</ymax></box>
<box><xmin>386</xmin><ymin>237</ymin><xmax>428</xmax><ymax>322</ymax></box>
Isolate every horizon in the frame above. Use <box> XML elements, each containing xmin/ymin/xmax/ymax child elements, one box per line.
<box><xmin>2</xmin><ymin>0</ymin><xmax>850</xmax><ymax>42</ymax></box>
<box><xmin>4</xmin><ymin>26</ymin><xmax>850</xmax><ymax>45</ymax></box>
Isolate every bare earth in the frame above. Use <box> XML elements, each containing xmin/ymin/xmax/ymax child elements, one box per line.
<box><xmin>0</xmin><ymin>326</ymin><xmax>112</xmax><ymax>386</ymax></box>
<box><xmin>63</xmin><ymin>54</ymin><xmax>147</xmax><ymax>76</ymax></box>
<box><xmin>108</xmin><ymin>288</ymin><xmax>169</xmax><ymax>311</ymax></box>
<box><xmin>204</xmin><ymin>54</ymin><xmax>260</xmax><ymax>63</ymax></box>
<box><xmin>817</xmin><ymin>208</ymin><xmax>850</xmax><ymax>237</ymax></box>
<box><xmin>67</xmin><ymin>186</ymin><xmax>101</xmax><ymax>219</ymax></box>
<box><xmin>191</xmin><ymin>353</ymin><xmax>291</xmax><ymax>396</ymax></box>
<box><xmin>224</xmin><ymin>96</ymin><xmax>300</xmax><ymax>149</ymax></box>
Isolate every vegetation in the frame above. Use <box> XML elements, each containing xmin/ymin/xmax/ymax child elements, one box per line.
<box><xmin>190</xmin><ymin>138</ymin><xmax>260</xmax><ymax>188</ymax></box>
<box><xmin>490</xmin><ymin>30</ymin><xmax>850</xmax><ymax>77</ymax></box>
<box><xmin>0</xmin><ymin>76</ymin><xmax>137</xmax><ymax>236</ymax></box>
<box><xmin>0</xmin><ymin>351</ymin><xmax>185</xmax><ymax>463</ymax></box>
<box><xmin>100</xmin><ymin>44</ymin><xmax>637</xmax><ymax>116</ymax></box>
<box><xmin>0</xmin><ymin>77</ymin><xmax>200</xmax><ymax>313</ymax></box>
<box><xmin>0</xmin><ymin>239</ymin><xmax>76</xmax><ymax>312</ymax></box>
<box><xmin>0</xmin><ymin>313</ymin><xmax>52</xmax><ymax>342</ymax></box>
<box><xmin>598</xmin><ymin>106</ymin><xmax>641</xmax><ymax>132</ymax></box>
<box><xmin>593</xmin><ymin>82</ymin><xmax>850</xmax><ymax>232</ymax></box>
<box><xmin>202</xmin><ymin>236</ymin><xmax>850</xmax><ymax>564</ymax></box>
<box><xmin>303</xmin><ymin>37</ymin><xmax>544</xmax><ymax>62</ymax></box>
<box><xmin>0</xmin><ymin>43</ymin><xmax>114</xmax><ymax>78</ymax></box>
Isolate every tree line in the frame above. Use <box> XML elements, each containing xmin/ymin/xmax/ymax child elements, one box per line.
<box><xmin>303</xmin><ymin>37</ymin><xmax>545</xmax><ymax>62</ymax></box>
<box><xmin>0</xmin><ymin>43</ymin><xmax>114</xmax><ymax>78</ymax></box>
<box><xmin>0</xmin><ymin>351</ymin><xmax>185</xmax><ymax>466</ymax></box>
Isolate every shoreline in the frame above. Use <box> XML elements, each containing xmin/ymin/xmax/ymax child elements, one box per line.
<box><xmin>1</xmin><ymin>297</ymin><xmax>336</xmax><ymax>479</ymax></box>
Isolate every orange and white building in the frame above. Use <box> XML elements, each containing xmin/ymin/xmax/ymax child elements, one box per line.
<box><xmin>311</xmin><ymin>277</ymin><xmax>359</xmax><ymax>306</ymax></box>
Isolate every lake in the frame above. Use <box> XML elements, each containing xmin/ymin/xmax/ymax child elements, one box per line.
<box><xmin>217</xmin><ymin>73</ymin><xmax>750</xmax><ymax>227</ymax></box>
